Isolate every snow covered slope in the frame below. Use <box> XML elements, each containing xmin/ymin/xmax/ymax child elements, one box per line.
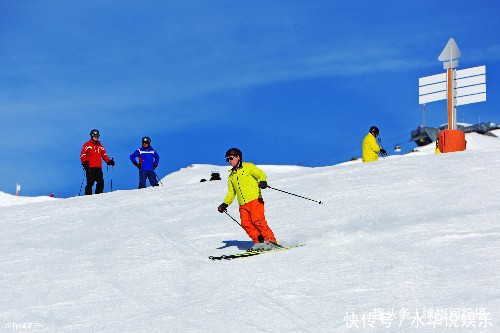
<box><xmin>0</xmin><ymin>191</ymin><xmax>55</xmax><ymax>207</ymax></box>
<box><xmin>1</xmin><ymin>139</ymin><xmax>499</xmax><ymax>332</ymax></box>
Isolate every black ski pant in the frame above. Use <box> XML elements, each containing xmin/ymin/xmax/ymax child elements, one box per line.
<box><xmin>139</xmin><ymin>170</ymin><xmax>159</xmax><ymax>188</ymax></box>
<box><xmin>85</xmin><ymin>167</ymin><xmax>104</xmax><ymax>195</ymax></box>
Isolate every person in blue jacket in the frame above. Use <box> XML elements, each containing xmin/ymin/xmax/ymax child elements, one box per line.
<box><xmin>130</xmin><ymin>136</ymin><xmax>160</xmax><ymax>189</ymax></box>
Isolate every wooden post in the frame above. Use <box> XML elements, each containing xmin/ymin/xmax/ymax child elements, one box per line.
<box><xmin>447</xmin><ymin>68</ymin><xmax>454</xmax><ymax>130</ymax></box>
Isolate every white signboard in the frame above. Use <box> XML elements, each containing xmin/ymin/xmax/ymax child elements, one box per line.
<box><xmin>419</xmin><ymin>65</ymin><xmax>486</xmax><ymax>106</ymax></box>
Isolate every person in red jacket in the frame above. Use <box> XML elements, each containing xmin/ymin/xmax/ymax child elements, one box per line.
<box><xmin>80</xmin><ymin>129</ymin><xmax>115</xmax><ymax>195</ymax></box>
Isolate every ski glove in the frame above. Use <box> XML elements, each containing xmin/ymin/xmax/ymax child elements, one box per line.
<box><xmin>380</xmin><ymin>148</ymin><xmax>387</xmax><ymax>156</ymax></box>
<box><xmin>133</xmin><ymin>162</ymin><xmax>140</xmax><ymax>169</ymax></box>
<box><xmin>82</xmin><ymin>162</ymin><xmax>89</xmax><ymax>172</ymax></box>
<box><xmin>258</xmin><ymin>181</ymin><xmax>268</xmax><ymax>189</ymax></box>
<box><xmin>107</xmin><ymin>159</ymin><xmax>115</xmax><ymax>166</ymax></box>
<box><xmin>153</xmin><ymin>163</ymin><xmax>158</xmax><ymax>169</ymax></box>
<box><xmin>218</xmin><ymin>203</ymin><xmax>228</xmax><ymax>213</ymax></box>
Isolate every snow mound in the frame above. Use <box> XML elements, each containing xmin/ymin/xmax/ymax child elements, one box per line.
<box><xmin>410</xmin><ymin>131</ymin><xmax>500</xmax><ymax>155</ymax></box>
<box><xmin>0</xmin><ymin>191</ymin><xmax>56</xmax><ymax>207</ymax></box>
<box><xmin>161</xmin><ymin>163</ymin><xmax>310</xmax><ymax>187</ymax></box>
<box><xmin>489</xmin><ymin>128</ymin><xmax>500</xmax><ymax>137</ymax></box>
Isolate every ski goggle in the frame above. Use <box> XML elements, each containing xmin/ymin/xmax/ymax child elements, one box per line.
<box><xmin>225</xmin><ymin>156</ymin><xmax>236</xmax><ymax>162</ymax></box>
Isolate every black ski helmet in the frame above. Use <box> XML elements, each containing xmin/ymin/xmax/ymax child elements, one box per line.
<box><xmin>142</xmin><ymin>136</ymin><xmax>151</xmax><ymax>144</ymax></box>
<box><xmin>90</xmin><ymin>129</ymin><xmax>100</xmax><ymax>137</ymax></box>
<box><xmin>369</xmin><ymin>126</ymin><xmax>379</xmax><ymax>137</ymax></box>
<box><xmin>225</xmin><ymin>147</ymin><xmax>242</xmax><ymax>160</ymax></box>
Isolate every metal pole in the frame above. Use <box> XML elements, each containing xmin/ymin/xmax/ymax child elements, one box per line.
<box><xmin>378</xmin><ymin>138</ymin><xmax>386</xmax><ymax>159</ymax></box>
<box><xmin>111</xmin><ymin>164</ymin><xmax>113</xmax><ymax>192</ymax></box>
<box><xmin>155</xmin><ymin>172</ymin><xmax>163</xmax><ymax>186</ymax></box>
<box><xmin>79</xmin><ymin>169</ymin><xmax>86</xmax><ymax>196</ymax></box>
<box><xmin>267</xmin><ymin>186</ymin><xmax>323</xmax><ymax>204</ymax></box>
<box><xmin>225</xmin><ymin>211</ymin><xmax>242</xmax><ymax>227</ymax></box>
<box><xmin>423</xmin><ymin>103</ymin><xmax>426</xmax><ymax>127</ymax></box>
<box><xmin>107</xmin><ymin>158</ymin><xmax>114</xmax><ymax>192</ymax></box>
<box><xmin>224</xmin><ymin>211</ymin><xmax>264</xmax><ymax>242</ymax></box>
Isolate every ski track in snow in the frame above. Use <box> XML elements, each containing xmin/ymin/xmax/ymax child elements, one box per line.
<box><xmin>0</xmin><ymin>144</ymin><xmax>499</xmax><ymax>332</ymax></box>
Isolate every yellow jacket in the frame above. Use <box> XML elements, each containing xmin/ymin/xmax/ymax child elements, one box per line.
<box><xmin>223</xmin><ymin>162</ymin><xmax>267</xmax><ymax>206</ymax></box>
<box><xmin>362</xmin><ymin>133</ymin><xmax>381</xmax><ymax>162</ymax></box>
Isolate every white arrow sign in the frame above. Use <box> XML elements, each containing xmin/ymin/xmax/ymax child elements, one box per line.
<box><xmin>418</xmin><ymin>38</ymin><xmax>486</xmax><ymax>131</ymax></box>
<box><xmin>438</xmin><ymin>38</ymin><xmax>461</xmax><ymax>69</ymax></box>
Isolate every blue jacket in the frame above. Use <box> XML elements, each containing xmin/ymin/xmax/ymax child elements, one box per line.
<box><xmin>130</xmin><ymin>146</ymin><xmax>160</xmax><ymax>171</ymax></box>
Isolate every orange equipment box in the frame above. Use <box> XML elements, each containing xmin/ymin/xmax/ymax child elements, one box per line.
<box><xmin>438</xmin><ymin>129</ymin><xmax>466</xmax><ymax>153</ymax></box>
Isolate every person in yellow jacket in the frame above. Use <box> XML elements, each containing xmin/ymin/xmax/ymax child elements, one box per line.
<box><xmin>217</xmin><ymin>148</ymin><xmax>279</xmax><ymax>250</ymax></box>
<box><xmin>435</xmin><ymin>138</ymin><xmax>441</xmax><ymax>154</ymax></box>
<box><xmin>362</xmin><ymin>126</ymin><xmax>387</xmax><ymax>162</ymax></box>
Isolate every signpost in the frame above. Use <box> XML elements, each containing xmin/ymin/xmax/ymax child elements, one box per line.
<box><xmin>418</xmin><ymin>38</ymin><xmax>487</xmax><ymax>153</ymax></box>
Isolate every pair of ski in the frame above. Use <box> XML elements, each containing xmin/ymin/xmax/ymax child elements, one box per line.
<box><xmin>209</xmin><ymin>244</ymin><xmax>304</xmax><ymax>261</ymax></box>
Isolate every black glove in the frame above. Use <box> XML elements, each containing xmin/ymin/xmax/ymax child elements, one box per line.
<box><xmin>153</xmin><ymin>163</ymin><xmax>158</xmax><ymax>169</ymax></box>
<box><xmin>133</xmin><ymin>162</ymin><xmax>140</xmax><ymax>169</ymax></box>
<box><xmin>380</xmin><ymin>148</ymin><xmax>387</xmax><ymax>156</ymax></box>
<box><xmin>218</xmin><ymin>203</ymin><xmax>228</xmax><ymax>213</ymax></box>
<box><xmin>82</xmin><ymin>162</ymin><xmax>89</xmax><ymax>172</ymax></box>
<box><xmin>258</xmin><ymin>181</ymin><xmax>268</xmax><ymax>189</ymax></box>
<box><xmin>107</xmin><ymin>159</ymin><xmax>115</xmax><ymax>166</ymax></box>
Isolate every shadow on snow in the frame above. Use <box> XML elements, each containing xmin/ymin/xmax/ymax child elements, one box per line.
<box><xmin>216</xmin><ymin>240</ymin><xmax>254</xmax><ymax>250</ymax></box>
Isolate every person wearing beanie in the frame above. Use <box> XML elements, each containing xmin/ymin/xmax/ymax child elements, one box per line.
<box><xmin>362</xmin><ymin>126</ymin><xmax>387</xmax><ymax>162</ymax></box>
<box><xmin>217</xmin><ymin>148</ymin><xmax>279</xmax><ymax>250</ymax></box>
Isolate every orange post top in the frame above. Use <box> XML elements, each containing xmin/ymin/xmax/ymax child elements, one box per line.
<box><xmin>447</xmin><ymin>68</ymin><xmax>453</xmax><ymax>130</ymax></box>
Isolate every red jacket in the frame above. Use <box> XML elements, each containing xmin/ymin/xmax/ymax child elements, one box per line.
<box><xmin>80</xmin><ymin>140</ymin><xmax>111</xmax><ymax>168</ymax></box>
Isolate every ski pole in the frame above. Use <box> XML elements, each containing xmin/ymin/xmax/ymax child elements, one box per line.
<box><xmin>224</xmin><ymin>211</ymin><xmax>242</xmax><ymax>227</ymax></box>
<box><xmin>111</xmin><ymin>160</ymin><xmax>114</xmax><ymax>192</ymax></box>
<box><xmin>78</xmin><ymin>168</ymin><xmax>86</xmax><ymax>196</ymax></box>
<box><xmin>107</xmin><ymin>158</ymin><xmax>114</xmax><ymax>192</ymax></box>
<box><xmin>224</xmin><ymin>211</ymin><xmax>264</xmax><ymax>242</ymax></box>
<box><xmin>377</xmin><ymin>138</ymin><xmax>387</xmax><ymax>158</ymax></box>
<box><xmin>267</xmin><ymin>186</ymin><xmax>323</xmax><ymax>204</ymax></box>
<box><xmin>155</xmin><ymin>172</ymin><xmax>163</xmax><ymax>186</ymax></box>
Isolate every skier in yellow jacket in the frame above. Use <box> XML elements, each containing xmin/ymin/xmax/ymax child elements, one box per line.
<box><xmin>217</xmin><ymin>148</ymin><xmax>279</xmax><ymax>250</ymax></box>
<box><xmin>362</xmin><ymin>126</ymin><xmax>387</xmax><ymax>162</ymax></box>
<box><xmin>435</xmin><ymin>138</ymin><xmax>441</xmax><ymax>154</ymax></box>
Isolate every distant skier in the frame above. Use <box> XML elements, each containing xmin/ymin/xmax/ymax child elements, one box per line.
<box><xmin>435</xmin><ymin>138</ymin><xmax>441</xmax><ymax>154</ymax></box>
<box><xmin>80</xmin><ymin>129</ymin><xmax>115</xmax><ymax>195</ymax></box>
<box><xmin>217</xmin><ymin>148</ymin><xmax>279</xmax><ymax>250</ymax></box>
<box><xmin>129</xmin><ymin>136</ymin><xmax>160</xmax><ymax>189</ymax></box>
<box><xmin>362</xmin><ymin>126</ymin><xmax>387</xmax><ymax>162</ymax></box>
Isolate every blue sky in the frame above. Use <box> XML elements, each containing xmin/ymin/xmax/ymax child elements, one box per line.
<box><xmin>1</xmin><ymin>0</ymin><xmax>499</xmax><ymax>197</ymax></box>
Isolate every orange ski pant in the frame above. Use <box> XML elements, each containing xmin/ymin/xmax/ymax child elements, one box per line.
<box><xmin>239</xmin><ymin>198</ymin><xmax>276</xmax><ymax>243</ymax></box>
